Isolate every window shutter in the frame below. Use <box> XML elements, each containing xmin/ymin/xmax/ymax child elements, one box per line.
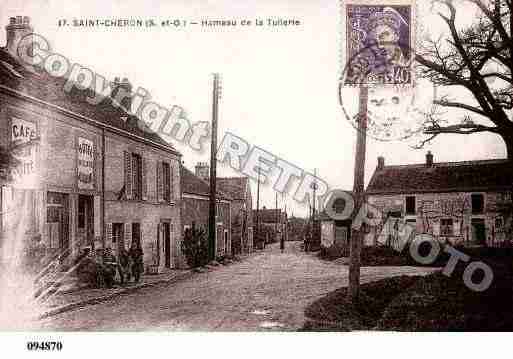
<box><xmin>156</xmin><ymin>223</ymin><xmax>162</xmax><ymax>267</ymax></box>
<box><xmin>142</xmin><ymin>156</ymin><xmax>148</xmax><ymax>201</ymax></box>
<box><xmin>124</xmin><ymin>151</ymin><xmax>133</xmax><ymax>200</ymax></box>
<box><xmin>106</xmin><ymin>223</ymin><xmax>113</xmax><ymax>248</ymax></box>
<box><xmin>169</xmin><ymin>165</ymin><xmax>174</xmax><ymax>200</ymax></box>
<box><xmin>124</xmin><ymin>223</ymin><xmax>132</xmax><ymax>247</ymax></box>
<box><xmin>157</xmin><ymin>161</ymin><xmax>164</xmax><ymax>203</ymax></box>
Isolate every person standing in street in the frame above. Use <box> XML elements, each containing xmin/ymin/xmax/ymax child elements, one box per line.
<box><xmin>129</xmin><ymin>242</ymin><xmax>144</xmax><ymax>283</ymax></box>
<box><xmin>102</xmin><ymin>248</ymin><xmax>118</xmax><ymax>288</ymax></box>
<box><xmin>118</xmin><ymin>248</ymin><xmax>131</xmax><ymax>285</ymax></box>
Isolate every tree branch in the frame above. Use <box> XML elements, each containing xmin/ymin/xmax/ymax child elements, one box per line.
<box><xmin>424</xmin><ymin>123</ymin><xmax>499</xmax><ymax>134</ymax></box>
<box><xmin>411</xmin><ymin>133</ymin><xmax>440</xmax><ymax>149</ymax></box>
<box><xmin>433</xmin><ymin>99</ymin><xmax>488</xmax><ymax>116</ymax></box>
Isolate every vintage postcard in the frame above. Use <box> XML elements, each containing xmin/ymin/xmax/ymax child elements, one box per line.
<box><xmin>0</xmin><ymin>0</ymin><xmax>511</xmax><ymax>357</ymax></box>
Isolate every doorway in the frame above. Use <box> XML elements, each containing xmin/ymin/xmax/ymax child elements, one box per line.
<box><xmin>224</xmin><ymin>230</ymin><xmax>229</xmax><ymax>256</ymax></box>
<box><xmin>162</xmin><ymin>222</ymin><xmax>171</xmax><ymax>268</ymax></box>
<box><xmin>47</xmin><ymin>192</ymin><xmax>70</xmax><ymax>262</ymax></box>
<box><xmin>132</xmin><ymin>222</ymin><xmax>141</xmax><ymax>248</ymax></box>
<box><xmin>112</xmin><ymin>223</ymin><xmax>124</xmax><ymax>257</ymax></box>
<box><xmin>77</xmin><ymin>195</ymin><xmax>94</xmax><ymax>249</ymax></box>
<box><xmin>471</xmin><ymin>218</ymin><xmax>486</xmax><ymax>245</ymax></box>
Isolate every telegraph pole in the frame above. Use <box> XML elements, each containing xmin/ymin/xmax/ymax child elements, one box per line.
<box><xmin>312</xmin><ymin>168</ymin><xmax>317</xmax><ymax>221</ymax></box>
<box><xmin>208</xmin><ymin>73</ymin><xmax>220</xmax><ymax>262</ymax></box>
<box><xmin>275</xmin><ymin>192</ymin><xmax>278</xmax><ymax>243</ymax></box>
<box><xmin>348</xmin><ymin>85</ymin><xmax>368</xmax><ymax>303</ymax></box>
<box><xmin>255</xmin><ymin>167</ymin><xmax>261</xmax><ymax>249</ymax></box>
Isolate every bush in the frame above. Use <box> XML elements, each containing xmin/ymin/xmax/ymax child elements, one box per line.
<box><xmin>181</xmin><ymin>225</ymin><xmax>209</xmax><ymax>268</ymax></box>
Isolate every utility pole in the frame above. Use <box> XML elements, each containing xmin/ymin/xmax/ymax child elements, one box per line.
<box><xmin>208</xmin><ymin>73</ymin><xmax>220</xmax><ymax>262</ymax></box>
<box><xmin>275</xmin><ymin>192</ymin><xmax>278</xmax><ymax>243</ymax></box>
<box><xmin>311</xmin><ymin>168</ymin><xmax>318</xmax><ymax>251</ymax></box>
<box><xmin>283</xmin><ymin>202</ymin><xmax>289</xmax><ymax>240</ymax></box>
<box><xmin>256</xmin><ymin>167</ymin><xmax>261</xmax><ymax>249</ymax></box>
<box><xmin>312</xmin><ymin>168</ymin><xmax>317</xmax><ymax>221</ymax></box>
<box><xmin>348</xmin><ymin>85</ymin><xmax>368</xmax><ymax>303</ymax></box>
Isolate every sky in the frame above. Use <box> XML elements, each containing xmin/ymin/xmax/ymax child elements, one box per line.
<box><xmin>0</xmin><ymin>0</ymin><xmax>507</xmax><ymax>217</ymax></box>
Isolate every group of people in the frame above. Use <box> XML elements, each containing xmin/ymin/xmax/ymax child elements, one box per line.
<box><xmin>75</xmin><ymin>243</ymin><xmax>144</xmax><ymax>288</ymax></box>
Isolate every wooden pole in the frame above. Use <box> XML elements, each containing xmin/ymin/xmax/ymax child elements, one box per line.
<box><xmin>348</xmin><ymin>86</ymin><xmax>368</xmax><ymax>303</ymax></box>
<box><xmin>275</xmin><ymin>192</ymin><xmax>278</xmax><ymax>243</ymax></box>
<box><xmin>256</xmin><ymin>167</ymin><xmax>261</xmax><ymax>249</ymax></box>
<box><xmin>208</xmin><ymin>73</ymin><xmax>220</xmax><ymax>261</ymax></box>
<box><xmin>312</xmin><ymin>168</ymin><xmax>317</xmax><ymax>221</ymax></box>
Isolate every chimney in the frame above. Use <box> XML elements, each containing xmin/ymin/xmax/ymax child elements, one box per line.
<box><xmin>426</xmin><ymin>151</ymin><xmax>434</xmax><ymax>167</ymax></box>
<box><xmin>111</xmin><ymin>77</ymin><xmax>133</xmax><ymax>112</ymax></box>
<box><xmin>195</xmin><ymin>162</ymin><xmax>210</xmax><ymax>181</ymax></box>
<box><xmin>377</xmin><ymin>156</ymin><xmax>385</xmax><ymax>170</ymax></box>
<box><xmin>5</xmin><ymin>16</ymin><xmax>33</xmax><ymax>58</ymax></box>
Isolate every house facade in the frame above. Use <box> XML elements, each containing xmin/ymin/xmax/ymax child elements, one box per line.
<box><xmin>181</xmin><ymin>165</ymin><xmax>232</xmax><ymax>258</ymax></box>
<box><xmin>365</xmin><ymin>152</ymin><xmax>513</xmax><ymax>248</ymax></box>
<box><xmin>253</xmin><ymin>207</ymin><xmax>287</xmax><ymax>246</ymax></box>
<box><xmin>195</xmin><ymin>163</ymin><xmax>253</xmax><ymax>255</ymax></box>
<box><xmin>216</xmin><ymin>176</ymin><xmax>254</xmax><ymax>255</ymax></box>
<box><xmin>318</xmin><ymin>193</ymin><xmax>353</xmax><ymax>257</ymax></box>
<box><xmin>0</xmin><ymin>16</ymin><xmax>182</xmax><ymax>272</ymax></box>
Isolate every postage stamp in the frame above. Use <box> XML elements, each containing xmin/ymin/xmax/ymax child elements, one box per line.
<box><xmin>342</xmin><ymin>0</ymin><xmax>415</xmax><ymax>87</ymax></box>
<box><xmin>338</xmin><ymin>0</ymin><xmax>430</xmax><ymax>142</ymax></box>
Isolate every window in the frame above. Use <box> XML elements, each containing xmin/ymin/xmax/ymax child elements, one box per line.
<box><xmin>471</xmin><ymin>193</ymin><xmax>484</xmax><ymax>214</ymax></box>
<box><xmin>440</xmin><ymin>218</ymin><xmax>453</xmax><ymax>236</ymax></box>
<box><xmin>163</xmin><ymin>162</ymin><xmax>171</xmax><ymax>201</ymax></box>
<box><xmin>47</xmin><ymin>207</ymin><xmax>60</xmax><ymax>223</ymax></box>
<box><xmin>131</xmin><ymin>153</ymin><xmax>142</xmax><ymax>200</ymax></box>
<box><xmin>405</xmin><ymin>196</ymin><xmax>416</xmax><ymax>215</ymax></box>
<box><xmin>112</xmin><ymin>223</ymin><xmax>124</xmax><ymax>244</ymax></box>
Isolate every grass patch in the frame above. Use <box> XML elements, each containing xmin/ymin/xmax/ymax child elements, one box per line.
<box><xmin>304</xmin><ymin>248</ymin><xmax>512</xmax><ymax>331</ymax></box>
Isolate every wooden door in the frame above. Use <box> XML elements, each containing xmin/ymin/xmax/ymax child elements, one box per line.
<box><xmin>163</xmin><ymin>222</ymin><xmax>171</xmax><ymax>268</ymax></box>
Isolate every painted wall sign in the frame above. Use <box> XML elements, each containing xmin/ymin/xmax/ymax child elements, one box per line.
<box><xmin>77</xmin><ymin>137</ymin><xmax>95</xmax><ymax>190</ymax></box>
<box><xmin>10</xmin><ymin>117</ymin><xmax>38</xmax><ymax>188</ymax></box>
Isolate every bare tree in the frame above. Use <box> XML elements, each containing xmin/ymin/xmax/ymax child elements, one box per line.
<box><xmin>415</xmin><ymin>0</ymin><xmax>512</xmax><ymax>157</ymax></box>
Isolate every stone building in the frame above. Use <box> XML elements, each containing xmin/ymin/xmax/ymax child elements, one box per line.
<box><xmin>365</xmin><ymin>152</ymin><xmax>513</xmax><ymax>248</ymax></box>
<box><xmin>181</xmin><ymin>165</ymin><xmax>232</xmax><ymax>258</ymax></box>
<box><xmin>0</xmin><ymin>16</ymin><xmax>182</xmax><ymax>272</ymax></box>
<box><xmin>216</xmin><ymin>176</ymin><xmax>254</xmax><ymax>254</ymax></box>
<box><xmin>194</xmin><ymin>162</ymin><xmax>254</xmax><ymax>255</ymax></box>
<box><xmin>318</xmin><ymin>193</ymin><xmax>353</xmax><ymax>257</ymax></box>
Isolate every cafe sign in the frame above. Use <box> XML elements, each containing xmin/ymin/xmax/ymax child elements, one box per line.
<box><xmin>11</xmin><ymin>117</ymin><xmax>38</xmax><ymax>187</ymax></box>
<box><xmin>77</xmin><ymin>137</ymin><xmax>95</xmax><ymax>190</ymax></box>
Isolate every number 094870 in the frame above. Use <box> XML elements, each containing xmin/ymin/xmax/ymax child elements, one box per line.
<box><xmin>26</xmin><ymin>341</ymin><xmax>63</xmax><ymax>351</ymax></box>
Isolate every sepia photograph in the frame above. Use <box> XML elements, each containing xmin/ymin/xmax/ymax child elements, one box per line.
<box><xmin>0</xmin><ymin>0</ymin><xmax>511</xmax><ymax>357</ymax></box>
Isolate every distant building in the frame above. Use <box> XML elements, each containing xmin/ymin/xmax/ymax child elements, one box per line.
<box><xmin>194</xmin><ymin>162</ymin><xmax>254</xmax><ymax>255</ymax></box>
<box><xmin>317</xmin><ymin>192</ymin><xmax>353</xmax><ymax>257</ymax></box>
<box><xmin>287</xmin><ymin>215</ymin><xmax>307</xmax><ymax>241</ymax></box>
<box><xmin>0</xmin><ymin>16</ymin><xmax>182</xmax><ymax>272</ymax></box>
<box><xmin>253</xmin><ymin>207</ymin><xmax>287</xmax><ymax>245</ymax></box>
<box><xmin>181</xmin><ymin>165</ymin><xmax>232</xmax><ymax>258</ymax></box>
<box><xmin>365</xmin><ymin>152</ymin><xmax>513</xmax><ymax>248</ymax></box>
